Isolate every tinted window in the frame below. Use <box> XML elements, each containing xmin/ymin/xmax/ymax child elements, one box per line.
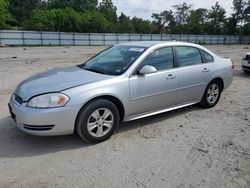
<box><xmin>81</xmin><ymin>45</ymin><xmax>146</xmax><ymax>75</ymax></box>
<box><xmin>244</xmin><ymin>55</ymin><xmax>250</xmax><ymax>60</ymax></box>
<box><xmin>139</xmin><ymin>47</ymin><xmax>174</xmax><ymax>71</ymax></box>
<box><xmin>202</xmin><ymin>50</ymin><xmax>214</xmax><ymax>63</ymax></box>
<box><xmin>176</xmin><ymin>47</ymin><xmax>202</xmax><ymax>67</ymax></box>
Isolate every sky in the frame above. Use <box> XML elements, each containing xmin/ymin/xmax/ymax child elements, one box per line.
<box><xmin>111</xmin><ymin>0</ymin><xmax>234</xmax><ymax>20</ymax></box>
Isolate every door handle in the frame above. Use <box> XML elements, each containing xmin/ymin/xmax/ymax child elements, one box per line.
<box><xmin>202</xmin><ymin>68</ymin><xmax>210</xmax><ymax>73</ymax></box>
<box><xmin>166</xmin><ymin>74</ymin><xmax>176</xmax><ymax>79</ymax></box>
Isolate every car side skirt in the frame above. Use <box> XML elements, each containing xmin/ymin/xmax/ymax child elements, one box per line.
<box><xmin>126</xmin><ymin>101</ymin><xmax>198</xmax><ymax>122</ymax></box>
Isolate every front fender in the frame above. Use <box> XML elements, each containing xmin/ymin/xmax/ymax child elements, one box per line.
<box><xmin>62</xmin><ymin>76</ymin><xmax>130</xmax><ymax>118</ymax></box>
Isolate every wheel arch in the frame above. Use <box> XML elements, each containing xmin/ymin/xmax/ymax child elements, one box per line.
<box><xmin>209</xmin><ymin>77</ymin><xmax>224</xmax><ymax>91</ymax></box>
<box><xmin>74</xmin><ymin>95</ymin><xmax>125</xmax><ymax>132</ymax></box>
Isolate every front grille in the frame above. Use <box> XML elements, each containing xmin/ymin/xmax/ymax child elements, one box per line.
<box><xmin>23</xmin><ymin>124</ymin><xmax>55</xmax><ymax>131</ymax></box>
<box><xmin>242</xmin><ymin>65</ymin><xmax>250</xmax><ymax>71</ymax></box>
<box><xmin>14</xmin><ymin>94</ymin><xmax>23</xmax><ymax>105</ymax></box>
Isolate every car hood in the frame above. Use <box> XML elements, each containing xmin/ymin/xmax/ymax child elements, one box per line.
<box><xmin>15</xmin><ymin>66</ymin><xmax>113</xmax><ymax>101</ymax></box>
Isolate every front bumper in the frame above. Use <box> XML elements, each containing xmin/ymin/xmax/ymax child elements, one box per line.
<box><xmin>242</xmin><ymin>60</ymin><xmax>250</xmax><ymax>71</ymax></box>
<box><xmin>8</xmin><ymin>95</ymin><xmax>81</xmax><ymax>136</ymax></box>
<box><xmin>242</xmin><ymin>65</ymin><xmax>250</xmax><ymax>72</ymax></box>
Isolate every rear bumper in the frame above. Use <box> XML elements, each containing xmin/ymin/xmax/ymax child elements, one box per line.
<box><xmin>8</xmin><ymin>95</ymin><xmax>81</xmax><ymax>136</ymax></box>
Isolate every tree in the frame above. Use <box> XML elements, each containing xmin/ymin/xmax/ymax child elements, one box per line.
<box><xmin>152</xmin><ymin>10</ymin><xmax>175</xmax><ymax>32</ymax></box>
<box><xmin>117</xmin><ymin>13</ymin><xmax>134</xmax><ymax>33</ymax></box>
<box><xmin>72</xmin><ymin>0</ymin><xmax>97</xmax><ymax>12</ymax></box>
<box><xmin>47</xmin><ymin>0</ymin><xmax>98</xmax><ymax>12</ymax></box>
<box><xmin>131</xmin><ymin>17</ymin><xmax>151</xmax><ymax>33</ymax></box>
<box><xmin>242</xmin><ymin>0</ymin><xmax>250</xmax><ymax>34</ymax></box>
<box><xmin>170</xmin><ymin>3</ymin><xmax>193</xmax><ymax>33</ymax></box>
<box><xmin>81</xmin><ymin>11</ymin><xmax>109</xmax><ymax>32</ymax></box>
<box><xmin>187</xmin><ymin>9</ymin><xmax>208</xmax><ymax>34</ymax></box>
<box><xmin>98</xmin><ymin>0</ymin><xmax>117</xmax><ymax>23</ymax></box>
<box><xmin>226</xmin><ymin>16</ymin><xmax>238</xmax><ymax>34</ymax></box>
<box><xmin>0</xmin><ymin>0</ymin><xmax>11</xmax><ymax>29</ymax></box>
<box><xmin>207</xmin><ymin>2</ymin><xmax>226</xmax><ymax>34</ymax></box>
<box><xmin>8</xmin><ymin>0</ymin><xmax>41</xmax><ymax>26</ymax></box>
<box><xmin>23</xmin><ymin>8</ymin><xmax>82</xmax><ymax>32</ymax></box>
<box><xmin>233</xmin><ymin>0</ymin><xmax>246</xmax><ymax>26</ymax></box>
<box><xmin>173</xmin><ymin>2</ymin><xmax>192</xmax><ymax>26</ymax></box>
<box><xmin>242</xmin><ymin>0</ymin><xmax>250</xmax><ymax>24</ymax></box>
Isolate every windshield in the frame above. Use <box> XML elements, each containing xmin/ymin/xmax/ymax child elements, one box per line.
<box><xmin>244</xmin><ymin>54</ymin><xmax>250</xmax><ymax>61</ymax></box>
<box><xmin>80</xmin><ymin>45</ymin><xmax>146</xmax><ymax>75</ymax></box>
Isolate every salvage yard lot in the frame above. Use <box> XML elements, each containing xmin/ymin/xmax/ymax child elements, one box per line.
<box><xmin>0</xmin><ymin>45</ymin><xmax>249</xmax><ymax>188</ymax></box>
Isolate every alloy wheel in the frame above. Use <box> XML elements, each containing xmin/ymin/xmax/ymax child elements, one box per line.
<box><xmin>206</xmin><ymin>83</ymin><xmax>219</xmax><ymax>104</ymax></box>
<box><xmin>87</xmin><ymin>108</ymin><xmax>114</xmax><ymax>138</ymax></box>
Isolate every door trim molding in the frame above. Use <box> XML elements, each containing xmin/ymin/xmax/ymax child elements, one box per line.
<box><xmin>130</xmin><ymin>83</ymin><xmax>205</xmax><ymax>101</ymax></box>
<box><xmin>127</xmin><ymin>101</ymin><xmax>197</xmax><ymax>121</ymax></box>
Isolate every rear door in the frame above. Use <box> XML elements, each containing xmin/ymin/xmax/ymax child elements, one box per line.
<box><xmin>129</xmin><ymin>47</ymin><xmax>178</xmax><ymax>116</ymax></box>
<box><xmin>174</xmin><ymin>46</ymin><xmax>213</xmax><ymax>104</ymax></box>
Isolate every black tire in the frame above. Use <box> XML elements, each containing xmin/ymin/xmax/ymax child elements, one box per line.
<box><xmin>200</xmin><ymin>80</ymin><xmax>222</xmax><ymax>108</ymax></box>
<box><xmin>76</xmin><ymin>99</ymin><xmax>120</xmax><ymax>143</ymax></box>
<box><xmin>243</xmin><ymin>70</ymin><xmax>250</xmax><ymax>74</ymax></box>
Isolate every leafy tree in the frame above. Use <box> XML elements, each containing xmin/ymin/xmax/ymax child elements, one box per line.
<box><xmin>233</xmin><ymin>0</ymin><xmax>246</xmax><ymax>27</ymax></box>
<box><xmin>8</xmin><ymin>0</ymin><xmax>41</xmax><ymax>26</ymax></box>
<box><xmin>187</xmin><ymin>9</ymin><xmax>208</xmax><ymax>34</ymax></box>
<box><xmin>80</xmin><ymin>11</ymin><xmax>109</xmax><ymax>32</ymax></box>
<box><xmin>0</xmin><ymin>0</ymin><xmax>11</xmax><ymax>29</ymax></box>
<box><xmin>98</xmin><ymin>0</ymin><xmax>117</xmax><ymax>23</ymax></box>
<box><xmin>2</xmin><ymin>0</ymin><xmax>250</xmax><ymax>35</ymax></box>
<box><xmin>72</xmin><ymin>0</ymin><xmax>97</xmax><ymax>12</ymax></box>
<box><xmin>168</xmin><ymin>3</ymin><xmax>193</xmax><ymax>33</ymax></box>
<box><xmin>23</xmin><ymin>8</ymin><xmax>82</xmax><ymax>32</ymax></box>
<box><xmin>117</xmin><ymin>13</ymin><xmax>134</xmax><ymax>33</ymax></box>
<box><xmin>243</xmin><ymin>0</ymin><xmax>250</xmax><ymax>23</ymax></box>
<box><xmin>47</xmin><ymin>0</ymin><xmax>74</xmax><ymax>9</ymax></box>
<box><xmin>226</xmin><ymin>16</ymin><xmax>238</xmax><ymax>34</ymax></box>
<box><xmin>241</xmin><ymin>0</ymin><xmax>250</xmax><ymax>34</ymax></box>
<box><xmin>47</xmin><ymin>0</ymin><xmax>97</xmax><ymax>12</ymax></box>
<box><xmin>131</xmin><ymin>17</ymin><xmax>151</xmax><ymax>33</ymax></box>
<box><xmin>152</xmin><ymin>10</ymin><xmax>175</xmax><ymax>32</ymax></box>
<box><xmin>173</xmin><ymin>3</ymin><xmax>192</xmax><ymax>25</ymax></box>
<box><xmin>207</xmin><ymin>2</ymin><xmax>226</xmax><ymax>34</ymax></box>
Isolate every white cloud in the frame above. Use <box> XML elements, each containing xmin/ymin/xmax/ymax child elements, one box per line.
<box><xmin>112</xmin><ymin>0</ymin><xmax>233</xmax><ymax>20</ymax></box>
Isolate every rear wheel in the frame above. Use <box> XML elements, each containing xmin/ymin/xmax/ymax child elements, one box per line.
<box><xmin>76</xmin><ymin>99</ymin><xmax>120</xmax><ymax>143</ymax></box>
<box><xmin>200</xmin><ymin>80</ymin><xmax>222</xmax><ymax>108</ymax></box>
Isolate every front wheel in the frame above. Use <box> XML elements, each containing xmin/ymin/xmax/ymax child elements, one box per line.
<box><xmin>76</xmin><ymin>99</ymin><xmax>120</xmax><ymax>143</ymax></box>
<box><xmin>200</xmin><ymin>80</ymin><xmax>222</xmax><ymax>108</ymax></box>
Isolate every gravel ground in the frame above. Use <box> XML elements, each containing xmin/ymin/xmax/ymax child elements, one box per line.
<box><xmin>0</xmin><ymin>45</ymin><xmax>250</xmax><ymax>188</ymax></box>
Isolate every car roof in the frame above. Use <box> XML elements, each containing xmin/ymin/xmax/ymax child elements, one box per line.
<box><xmin>118</xmin><ymin>41</ymin><xmax>199</xmax><ymax>48</ymax></box>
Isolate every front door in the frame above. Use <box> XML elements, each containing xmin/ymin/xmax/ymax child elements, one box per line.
<box><xmin>129</xmin><ymin>47</ymin><xmax>178</xmax><ymax>116</ymax></box>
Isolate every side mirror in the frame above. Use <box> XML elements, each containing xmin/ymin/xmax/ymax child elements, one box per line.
<box><xmin>138</xmin><ymin>65</ymin><xmax>157</xmax><ymax>75</ymax></box>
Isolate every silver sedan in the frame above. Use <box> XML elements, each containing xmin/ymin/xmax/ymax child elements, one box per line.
<box><xmin>8</xmin><ymin>41</ymin><xmax>234</xmax><ymax>143</ymax></box>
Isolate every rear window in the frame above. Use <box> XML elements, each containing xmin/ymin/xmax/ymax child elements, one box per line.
<box><xmin>201</xmin><ymin>50</ymin><xmax>214</xmax><ymax>63</ymax></box>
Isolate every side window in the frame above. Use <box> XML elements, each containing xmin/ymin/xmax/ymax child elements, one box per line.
<box><xmin>139</xmin><ymin>47</ymin><xmax>174</xmax><ymax>71</ymax></box>
<box><xmin>176</xmin><ymin>47</ymin><xmax>202</xmax><ymax>67</ymax></box>
<box><xmin>201</xmin><ymin>50</ymin><xmax>214</xmax><ymax>63</ymax></box>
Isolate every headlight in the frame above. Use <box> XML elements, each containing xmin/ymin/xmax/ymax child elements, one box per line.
<box><xmin>27</xmin><ymin>93</ymin><xmax>69</xmax><ymax>108</ymax></box>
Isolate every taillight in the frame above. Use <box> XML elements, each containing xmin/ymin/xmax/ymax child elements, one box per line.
<box><xmin>230</xmin><ymin>58</ymin><xmax>235</xmax><ymax>70</ymax></box>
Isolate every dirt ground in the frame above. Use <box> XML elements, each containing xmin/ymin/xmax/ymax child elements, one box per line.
<box><xmin>0</xmin><ymin>45</ymin><xmax>250</xmax><ymax>188</ymax></box>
